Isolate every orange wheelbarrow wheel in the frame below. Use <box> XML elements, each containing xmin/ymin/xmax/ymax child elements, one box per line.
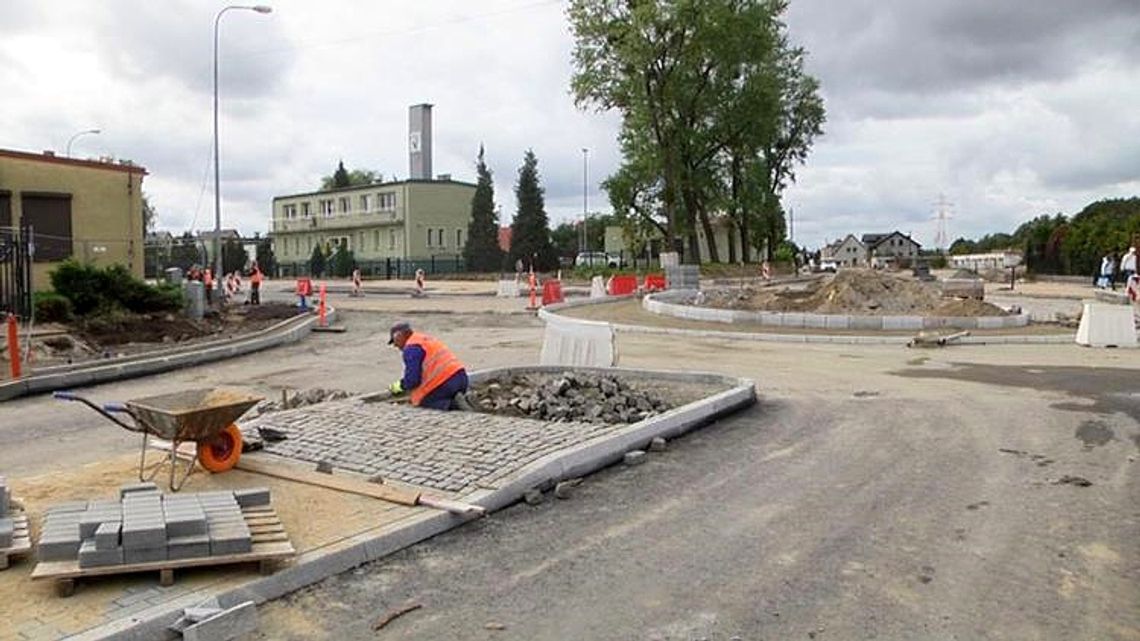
<box><xmin>198</xmin><ymin>423</ymin><xmax>243</xmax><ymax>473</ymax></box>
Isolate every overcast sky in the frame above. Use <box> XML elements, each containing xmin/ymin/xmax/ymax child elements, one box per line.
<box><xmin>2</xmin><ymin>0</ymin><xmax>1138</xmax><ymax>251</ymax></box>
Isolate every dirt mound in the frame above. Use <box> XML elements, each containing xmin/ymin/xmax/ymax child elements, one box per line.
<box><xmin>239</xmin><ymin>303</ymin><xmax>304</xmax><ymax>322</ymax></box>
<box><xmin>699</xmin><ymin>269</ymin><xmax>1006</xmax><ymax>317</ymax></box>
<box><xmin>932</xmin><ymin>298</ymin><xmax>1009</xmax><ymax>317</ymax></box>
<box><xmin>78</xmin><ymin>312</ymin><xmax>218</xmax><ymax>346</ymax></box>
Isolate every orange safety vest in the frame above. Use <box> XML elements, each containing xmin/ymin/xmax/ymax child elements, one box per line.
<box><xmin>404</xmin><ymin>333</ymin><xmax>465</xmax><ymax>406</ymax></box>
<box><xmin>251</xmin><ymin>269</ymin><xmax>263</xmax><ymax>285</ymax></box>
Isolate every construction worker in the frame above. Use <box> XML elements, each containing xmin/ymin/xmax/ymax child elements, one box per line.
<box><xmin>203</xmin><ymin>268</ymin><xmax>214</xmax><ymax>305</ymax></box>
<box><xmin>249</xmin><ymin>262</ymin><xmax>262</xmax><ymax>305</ymax></box>
<box><xmin>387</xmin><ymin>321</ymin><xmax>469</xmax><ymax>411</ymax></box>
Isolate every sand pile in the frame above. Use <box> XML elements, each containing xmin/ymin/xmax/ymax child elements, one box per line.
<box><xmin>699</xmin><ymin>269</ymin><xmax>1008</xmax><ymax>317</ymax></box>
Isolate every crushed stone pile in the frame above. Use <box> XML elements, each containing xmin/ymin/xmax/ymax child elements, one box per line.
<box><xmin>244</xmin><ymin>387</ymin><xmax>354</xmax><ymax>420</ymax></box>
<box><xmin>697</xmin><ymin>269</ymin><xmax>1008</xmax><ymax>316</ymax></box>
<box><xmin>468</xmin><ymin>372</ymin><xmax>674</xmax><ymax>424</ymax></box>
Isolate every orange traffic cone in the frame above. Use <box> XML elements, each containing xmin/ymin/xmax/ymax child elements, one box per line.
<box><xmin>527</xmin><ymin>270</ymin><xmax>538</xmax><ymax>310</ymax></box>
<box><xmin>317</xmin><ymin>282</ymin><xmax>328</xmax><ymax>327</ymax></box>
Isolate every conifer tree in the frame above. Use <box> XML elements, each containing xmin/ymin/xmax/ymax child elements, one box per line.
<box><xmin>509</xmin><ymin>150</ymin><xmax>558</xmax><ymax>271</ymax></box>
<box><xmin>462</xmin><ymin>145</ymin><xmax>504</xmax><ymax>271</ymax></box>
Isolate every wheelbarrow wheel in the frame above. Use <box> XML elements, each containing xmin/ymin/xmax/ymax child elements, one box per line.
<box><xmin>198</xmin><ymin>423</ymin><xmax>243</xmax><ymax>473</ymax></box>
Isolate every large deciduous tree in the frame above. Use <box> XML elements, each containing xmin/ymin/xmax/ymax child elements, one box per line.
<box><xmin>462</xmin><ymin>145</ymin><xmax>504</xmax><ymax>272</ymax></box>
<box><xmin>570</xmin><ymin>0</ymin><xmax>824</xmax><ymax>263</ymax></box>
<box><xmin>509</xmin><ymin>150</ymin><xmax>558</xmax><ymax>271</ymax></box>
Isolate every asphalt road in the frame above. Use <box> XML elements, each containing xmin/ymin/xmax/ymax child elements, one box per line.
<box><xmin>247</xmin><ymin>357</ymin><xmax>1139</xmax><ymax>641</ymax></box>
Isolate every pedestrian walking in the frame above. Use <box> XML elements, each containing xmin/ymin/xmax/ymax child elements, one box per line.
<box><xmin>1121</xmin><ymin>246</ymin><xmax>1137</xmax><ymax>284</ymax></box>
<box><xmin>351</xmin><ymin>266</ymin><xmax>362</xmax><ymax>297</ymax></box>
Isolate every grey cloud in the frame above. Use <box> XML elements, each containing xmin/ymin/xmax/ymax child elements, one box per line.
<box><xmin>87</xmin><ymin>1</ymin><xmax>293</xmax><ymax>100</ymax></box>
<box><xmin>787</xmin><ymin>0</ymin><xmax>1140</xmax><ymax>106</ymax></box>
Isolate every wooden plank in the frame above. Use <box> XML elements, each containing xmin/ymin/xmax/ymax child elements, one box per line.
<box><xmin>1</xmin><ymin>512</ymin><xmax>32</xmax><ymax>559</ymax></box>
<box><xmin>251</xmin><ymin>532</ymin><xmax>290</xmax><ymax>544</ymax></box>
<box><xmin>235</xmin><ymin>456</ymin><xmax>422</xmax><ymax>506</ymax></box>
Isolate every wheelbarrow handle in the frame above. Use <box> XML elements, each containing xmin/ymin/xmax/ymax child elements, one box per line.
<box><xmin>53</xmin><ymin>391</ymin><xmax>141</xmax><ymax>432</ymax></box>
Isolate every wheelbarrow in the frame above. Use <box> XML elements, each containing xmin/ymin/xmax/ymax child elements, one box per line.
<box><xmin>54</xmin><ymin>388</ymin><xmax>263</xmax><ymax>491</ymax></box>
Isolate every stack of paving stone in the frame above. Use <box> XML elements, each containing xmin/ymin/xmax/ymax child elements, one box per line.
<box><xmin>38</xmin><ymin>482</ymin><xmax>271</xmax><ymax>569</ymax></box>
<box><xmin>0</xmin><ymin>475</ymin><xmax>12</xmax><ymax>549</ymax></box>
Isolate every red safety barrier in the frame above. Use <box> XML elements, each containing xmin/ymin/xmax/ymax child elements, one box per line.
<box><xmin>541</xmin><ymin>280</ymin><xmax>565</xmax><ymax>306</ymax></box>
<box><xmin>608</xmin><ymin>274</ymin><xmax>638</xmax><ymax>296</ymax></box>
<box><xmin>643</xmin><ymin>274</ymin><xmax>666</xmax><ymax>292</ymax></box>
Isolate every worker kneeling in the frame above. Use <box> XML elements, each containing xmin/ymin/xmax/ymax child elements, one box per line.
<box><xmin>387</xmin><ymin>321</ymin><xmax>469</xmax><ymax>411</ymax></box>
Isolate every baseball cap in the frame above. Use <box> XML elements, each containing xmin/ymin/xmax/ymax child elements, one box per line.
<box><xmin>387</xmin><ymin>321</ymin><xmax>412</xmax><ymax>344</ymax></box>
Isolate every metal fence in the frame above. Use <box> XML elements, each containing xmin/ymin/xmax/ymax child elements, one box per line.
<box><xmin>277</xmin><ymin>254</ymin><xmax>468</xmax><ymax>279</ymax></box>
<box><xmin>0</xmin><ymin>226</ymin><xmax>33</xmax><ymax>319</ymax></box>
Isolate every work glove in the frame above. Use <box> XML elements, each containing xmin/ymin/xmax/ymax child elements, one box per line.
<box><xmin>389</xmin><ymin>380</ymin><xmax>404</xmax><ymax>395</ymax></box>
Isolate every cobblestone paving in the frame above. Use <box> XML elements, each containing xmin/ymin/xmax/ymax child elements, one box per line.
<box><xmin>246</xmin><ymin>400</ymin><xmax>620</xmax><ymax>492</ymax></box>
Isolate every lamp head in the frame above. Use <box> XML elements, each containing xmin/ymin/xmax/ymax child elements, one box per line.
<box><xmin>252</xmin><ymin>5</ymin><xmax>272</xmax><ymax>13</ymax></box>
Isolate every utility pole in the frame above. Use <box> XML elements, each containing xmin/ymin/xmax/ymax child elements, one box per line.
<box><xmin>932</xmin><ymin>193</ymin><xmax>953</xmax><ymax>251</ymax></box>
<box><xmin>581</xmin><ymin>148</ymin><xmax>589</xmax><ymax>252</ymax></box>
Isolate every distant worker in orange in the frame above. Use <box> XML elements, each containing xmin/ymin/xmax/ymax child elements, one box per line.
<box><xmin>351</xmin><ymin>266</ymin><xmax>362</xmax><ymax>297</ymax></box>
<box><xmin>249</xmin><ymin>261</ymin><xmax>263</xmax><ymax>305</ymax></box>
<box><xmin>203</xmin><ymin>267</ymin><xmax>214</xmax><ymax>305</ymax></box>
<box><xmin>386</xmin><ymin>321</ymin><xmax>469</xmax><ymax>411</ymax></box>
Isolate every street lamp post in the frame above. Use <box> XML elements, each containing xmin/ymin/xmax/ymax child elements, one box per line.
<box><xmin>214</xmin><ymin>4</ymin><xmax>272</xmax><ymax>300</ymax></box>
<box><xmin>65</xmin><ymin>129</ymin><xmax>101</xmax><ymax>157</ymax></box>
<box><xmin>581</xmin><ymin>148</ymin><xmax>589</xmax><ymax>252</ymax></box>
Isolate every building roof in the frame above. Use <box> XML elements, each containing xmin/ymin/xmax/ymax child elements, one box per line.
<box><xmin>273</xmin><ymin>178</ymin><xmax>477</xmax><ymax>201</ymax></box>
<box><xmin>0</xmin><ymin>148</ymin><xmax>148</xmax><ymax>175</ymax></box>
<box><xmin>862</xmin><ymin>230</ymin><xmax>920</xmax><ymax>249</ymax></box>
<box><xmin>197</xmin><ymin>229</ymin><xmax>241</xmax><ymax>240</ymax></box>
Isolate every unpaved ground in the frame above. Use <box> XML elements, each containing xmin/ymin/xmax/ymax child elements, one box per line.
<box><xmin>20</xmin><ymin>303</ymin><xmax>303</xmax><ymax>367</ymax></box>
<box><xmin>698</xmin><ymin>269</ymin><xmax>1009</xmax><ymax>316</ymax></box>
<box><xmin>247</xmin><ymin>334</ymin><xmax>1140</xmax><ymax>641</ymax></box>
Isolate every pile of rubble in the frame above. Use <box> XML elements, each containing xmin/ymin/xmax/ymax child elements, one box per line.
<box><xmin>243</xmin><ymin>388</ymin><xmax>354</xmax><ymax>420</ymax></box>
<box><xmin>468</xmin><ymin>372</ymin><xmax>673</xmax><ymax>424</ymax></box>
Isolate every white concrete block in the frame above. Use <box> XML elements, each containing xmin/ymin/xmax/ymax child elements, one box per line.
<box><xmin>824</xmin><ymin>315</ymin><xmax>850</xmax><ymax>330</ymax></box>
<box><xmin>539</xmin><ymin>316</ymin><xmax>617</xmax><ymax>367</ymax></box>
<box><xmin>590</xmin><ymin>276</ymin><xmax>607</xmax><ymax>299</ymax></box>
<box><xmin>1076</xmin><ymin>302</ymin><xmax>1137</xmax><ymax>348</ymax></box>
<box><xmin>803</xmin><ymin>314</ymin><xmax>827</xmax><ymax>329</ymax></box>
<box><xmin>495</xmin><ymin>280</ymin><xmax>520</xmax><ymax>298</ymax></box>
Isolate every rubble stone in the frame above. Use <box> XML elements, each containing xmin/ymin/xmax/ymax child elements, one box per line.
<box><xmin>467</xmin><ymin>372</ymin><xmax>675</xmax><ymax>426</ymax></box>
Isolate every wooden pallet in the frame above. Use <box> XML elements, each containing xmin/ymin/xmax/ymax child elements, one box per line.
<box><xmin>0</xmin><ymin>510</ymin><xmax>32</xmax><ymax>570</ymax></box>
<box><xmin>30</xmin><ymin>505</ymin><xmax>294</xmax><ymax>597</ymax></box>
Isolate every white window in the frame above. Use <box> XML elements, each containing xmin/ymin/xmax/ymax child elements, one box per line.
<box><xmin>456</xmin><ymin>229</ymin><xmax>462</xmax><ymax>247</ymax></box>
<box><xmin>319</xmin><ymin>200</ymin><xmax>334</xmax><ymax>217</ymax></box>
<box><xmin>389</xmin><ymin>230</ymin><xmax>396</xmax><ymax>250</ymax></box>
<box><xmin>378</xmin><ymin>192</ymin><xmax>396</xmax><ymax>211</ymax></box>
<box><xmin>301</xmin><ymin>202</ymin><xmax>311</xmax><ymax>218</ymax></box>
<box><xmin>360</xmin><ymin>194</ymin><xmax>370</xmax><ymax>212</ymax></box>
<box><xmin>339</xmin><ymin>197</ymin><xmax>351</xmax><ymax>213</ymax></box>
<box><xmin>426</xmin><ymin>228</ymin><xmax>433</xmax><ymax>248</ymax></box>
<box><xmin>283</xmin><ymin>204</ymin><xmax>297</xmax><ymax>219</ymax></box>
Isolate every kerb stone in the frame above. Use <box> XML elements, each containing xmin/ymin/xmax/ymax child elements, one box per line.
<box><xmin>182</xmin><ymin>601</ymin><xmax>258</xmax><ymax>641</ymax></box>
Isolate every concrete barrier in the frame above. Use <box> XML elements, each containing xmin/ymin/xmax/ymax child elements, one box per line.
<box><xmin>539</xmin><ymin>313</ymin><xmax>617</xmax><ymax>367</ymax></box>
<box><xmin>496</xmin><ymin>279</ymin><xmax>520</xmax><ymax>298</ymax></box>
<box><xmin>1075</xmin><ymin>302</ymin><xmax>1137</xmax><ymax>348</ymax></box>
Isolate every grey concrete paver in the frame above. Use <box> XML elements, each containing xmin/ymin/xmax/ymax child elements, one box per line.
<box><xmin>247</xmin><ymin>399</ymin><xmax>619</xmax><ymax>492</ymax></box>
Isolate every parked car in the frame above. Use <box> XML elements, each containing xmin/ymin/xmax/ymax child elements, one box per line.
<box><xmin>818</xmin><ymin>259</ymin><xmax>838</xmax><ymax>272</ymax></box>
<box><xmin>575</xmin><ymin>251</ymin><xmax>620</xmax><ymax>268</ymax></box>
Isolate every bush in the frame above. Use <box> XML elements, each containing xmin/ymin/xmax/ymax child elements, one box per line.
<box><xmin>33</xmin><ymin>291</ymin><xmax>73</xmax><ymax>323</ymax></box>
<box><xmin>49</xmin><ymin>260</ymin><xmax>183</xmax><ymax>316</ymax></box>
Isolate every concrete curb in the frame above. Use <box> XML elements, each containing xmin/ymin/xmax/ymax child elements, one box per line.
<box><xmin>67</xmin><ymin>365</ymin><xmax>754</xmax><ymax>641</ymax></box>
<box><xmin>644</xmin><ymin>290</ymin><xmax>1031</xmax><ymax>330</ymax></box>
<box><xmin>541</xmin><ymin>296</ymin><xmax>1076</xmax><ymax>346</ymax></box>
<box><xmin>0</xmin><ymin>308</ymin><xmax>337</xmax><ymax>402</ymax></box>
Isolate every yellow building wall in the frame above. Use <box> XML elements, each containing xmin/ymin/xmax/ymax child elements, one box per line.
<box><xmin>0</xmin><ymin>153</ymin><xmax>144</xmax><ymax>291</ymax></box>
<box><xmin>404</xmin><ymin>181</ymin><xmax>475</xmax><ymax>257</ymax></box>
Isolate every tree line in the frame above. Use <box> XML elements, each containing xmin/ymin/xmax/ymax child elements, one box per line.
<box><xmin>949</xmin><ymin>197</ymin><xmax>1140</xmax><ymax>276</ymax></box>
